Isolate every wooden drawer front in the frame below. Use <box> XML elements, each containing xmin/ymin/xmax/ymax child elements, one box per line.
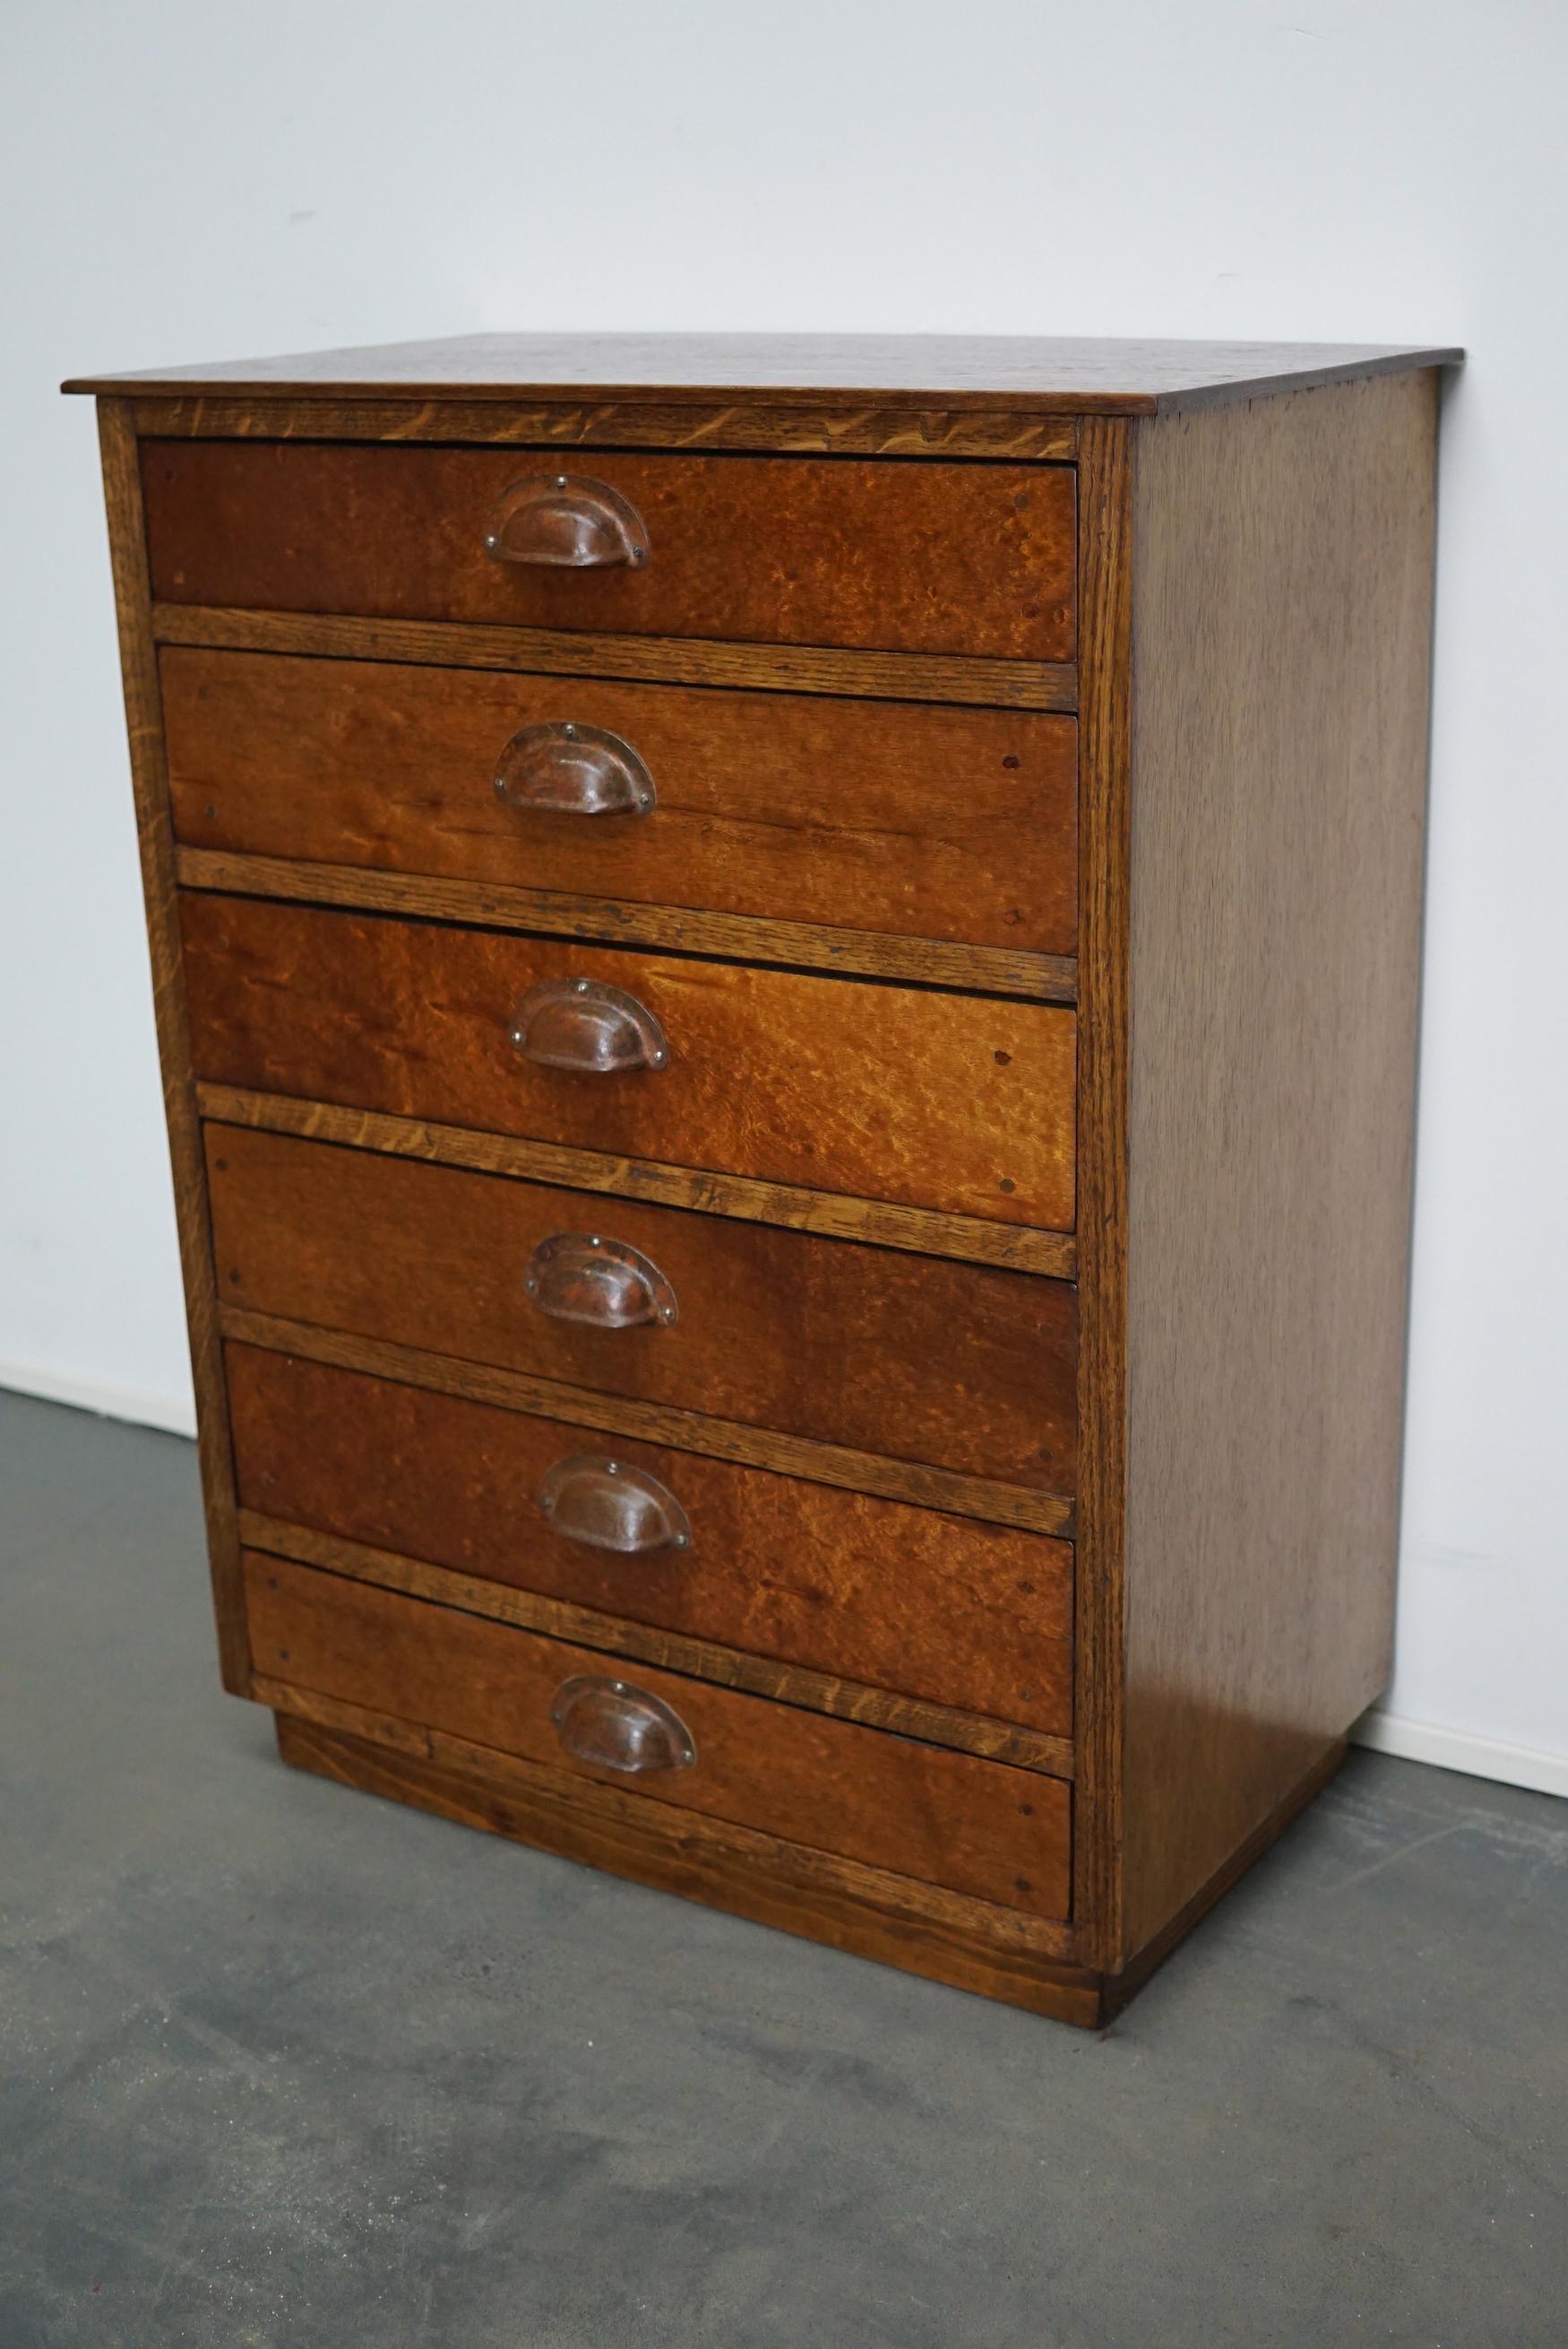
<box><xmin>181</xmin><ymin>894</ymin><xmax>1076</xmax><ymax>1231</ymax></box>
<box><xmin>207</xmin><ymin>1128</ymin><xmax>1078</xmax><ymax>1492</ymax></box>
<box><xmin>162</xmin><ymin>649</ymin><xmax>1080</xmax><ymax>956</ymax></box>
<box><xmin>245</xmin><ymin>1553</ymin><xmax>1071</xmax><ymax>1918</ymax></box>
<box><xmin>228</xmin><ymin>1344</ymin><xmax>1074</xmax><ymax>1735</ymax></box>
<box><xmin>142</xmin><ymin>443</ymin><xmax>1077</xmax><ymax>661</ymax></box>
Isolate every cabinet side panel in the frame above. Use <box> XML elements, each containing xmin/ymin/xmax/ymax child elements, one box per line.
<box><xmin>1121</xmin><ymin>372</ymin><xmax>1439</xmax><ymax>1961</ymax></box>
<box><xmin>97</xmin><ymin>399</ymin><xmax>250</xmax><ymax>1692</ymax></box>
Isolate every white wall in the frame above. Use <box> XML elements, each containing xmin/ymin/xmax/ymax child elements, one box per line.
<box><xmin>4</xmin><ymin>1</ymin><xmax>1565</xmax><ymax>1793</ymax></box>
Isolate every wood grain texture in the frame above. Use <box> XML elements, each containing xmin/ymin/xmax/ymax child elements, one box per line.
<box><xmin>245</xmin><ymin>1552</ymin><xmax>1072</xmax><ymax>1918</ymax></box>
<box><xmin>162</xmin><ymin>645</ymin><xmax>1080</xmax><ymax>954</ymax></box>
<box><xmin>151</xmin><ymin>604</ymin><xmax>1078</xmax><ymax>714</ymax></box>
<box><xmin>271</xmin><ymin>1705</ymin><xmax>1100</xmax><ymax>2018</ymax></box>
<box><xmin>196</xmin><ymin>1087</ymin><xmax>1079</xmax><ymax>1279</ymax></box>
<box><xmin>128</xmin><ymin>394</ymin><xmax>1079</xmax><ymax>459</ymax></box>
<box><xmin>66</xmin><ymin>329</ymin><xmax>1460</xmax><ymax>413</ymax></box>
<box><xmin>176</xmin><ymin>847</ymin><xmax>1075</xmax><ymax>1004</ymax></box>
<box><xmin>227</xmin><ymin>1341</ymin><xmax>1073</xmax><ymax>1742</ymax></box>
<box><xmin>94</xmin><ymin>402</ymin><xmax>250</xmax><ymax>1694</ymax></box>
<box><xmin>142</xmin><ymin>442</ymin><xmax>1077</xmax><ymax>662</ymax></box>
<box><xmin>1118</xmin><ymin>372</ymin><xmax>1440</xmax><ymax>1964</ymax></box>
<box><xmin>1070</xmin><ymin>417</ymin><xmax>1133</xmax><ymax>1973</ymax></box>
<box><xmin>220</xmin><ymin>1308</ymin><xmax>1075</xmax><ymax>1537</ymax></box>
<box><xmin>180</xmin><ymin>894</ymin><xmax>1076</xmax><ymax>1231</ymax></box>
<box><xmin>241</xmin><ymin>1505</ymin><xmax>1073</xmax><ymax>1774</ymax></box>
<box><xmin>205</xmin><ymin>1127</ymin><xmax>1079</xmax><ymax>1492</ymax></box>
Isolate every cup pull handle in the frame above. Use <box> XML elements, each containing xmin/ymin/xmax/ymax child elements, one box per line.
<box><xmin>524</xmin><ymin>1232</ymin><xmax>678</xmax><ymax>1330</ymax></box>
<box><xmin>511</xmin><ymin>979</ymin><xmax>668</xmax><ymax>1075</ymax></box>
<box><xmin>538</xmin><ymin>1455</ymin><xmax>692</xmax><ymax>1554</ymax></box>
<box><xmin>494</xmin><ymin>722</ymin><xmax>656</xmax><ymax>817</ymax></box>
<box><xmin>550</xmin><ymin>1675</ymin><xmax>695</xmax><ymax>1774</ymax></box>
<box><xmin>484</xmin><ymin>473</ymin><xmax>649</xmax><ymax>569</ymax></box>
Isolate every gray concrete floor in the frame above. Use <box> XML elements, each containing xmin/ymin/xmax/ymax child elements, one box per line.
<box><xmin>1</xmin><ymin>1390</ymin><xmax>1564</xmax><ymax>2349</ymax></box>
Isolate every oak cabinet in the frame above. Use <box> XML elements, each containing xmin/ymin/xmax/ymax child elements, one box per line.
<box><xmin>71</xmin><ymin>330</ymin><xmax>1457</xmax><ymax>2021</ymax></box>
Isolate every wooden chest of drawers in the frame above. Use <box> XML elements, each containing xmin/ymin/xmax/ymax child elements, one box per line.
<box><xmin>69</xmin><ymin>332</ymin><xmax>1459</xmax><ymax>2025</ymax></box>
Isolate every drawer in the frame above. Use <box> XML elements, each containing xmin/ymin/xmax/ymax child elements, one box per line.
<box><xmin>245</xmin><ymin>1552</ymin><xmax>1072</xmax><ymax>1919</ymax></box>
<box><xmin>142</xmin><ymin>442</ymin><xmax>1077</xmax><ymax>661</ymax></box>
<box><xmin>162</xmin><ymin>649</ymin><xmax>1080</xmax><ymax>955</ymax></box>
<box><xmin>206</xmin><ymin>1127</ymin><xmax>1078</xmax><ymax>1492</ymax></box>
<box><xmin>228</xmin><ymin>1344</ymin><xmax>1074</xmax><ymax>1734</ymax></box>
<box><xmin>181</xmin><ymin>894</ymin><xmax>1076</xmax><ymax>1231</ymax></box>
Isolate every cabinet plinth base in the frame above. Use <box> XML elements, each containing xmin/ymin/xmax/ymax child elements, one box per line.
<box><xmin>271</xmin><ymin>1706</ymin><xmax>1348</xmax><ymax>2028</ymax></box>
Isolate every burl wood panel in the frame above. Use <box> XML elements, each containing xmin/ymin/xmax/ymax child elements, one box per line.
<box><xmin>205</xmin><ymin>1127</ymin><xmax>1078</xmax><ymax>1492</ymax></box>
<box><xmin>1117</xmin><ymin>371</ymin><xmax>1440</xmax><ymax>1962</ymax></box>
<box><xmin>141</xmin><ymin>442</ymin><xmax>1077</xmax><ymax>661</ymax></box>
<box><xmin>161</xmin><ymin>646</ymin><xmax>1079</xmax><ymax>954</ymax></box>
<box><xmin>246</xmin><ymin>1554</ymin><xmax>1072</xmax><ymax>1919</ymax></box>
<box><xmin>227</xmin><ymin>1343</ymin><xmax>1073</xmax><ymax>1733</ymax></box>
<box><xmin>179</xmin><ymin>894</ymin><xmax>1076</xmax><ymax>1231</ymax></box>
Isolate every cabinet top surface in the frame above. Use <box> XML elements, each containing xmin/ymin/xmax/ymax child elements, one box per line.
<box><xmin>64</xmin><ymin>332</ymin><xmax>1461</xmax><ymax>415</ymax></box>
